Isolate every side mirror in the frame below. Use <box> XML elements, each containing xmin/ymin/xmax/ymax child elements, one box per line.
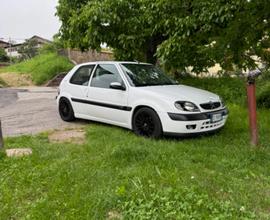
<box><xmin>110</xmin><ymin>82</ymin><xmax>126</xmax><ymax>90</ymax></box>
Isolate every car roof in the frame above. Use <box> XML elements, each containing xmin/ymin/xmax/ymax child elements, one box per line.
<box><xmin>76</xmin><ymin>61</ymin><xmax>151</xmax><ymax>67</ymax></box>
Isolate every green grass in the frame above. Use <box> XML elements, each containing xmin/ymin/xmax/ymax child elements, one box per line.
<box><xmin>0</xmin><ymin>52</ymin><xmax>74</xmax><ymax>85</ymax></box>
<box><xmin>1</xmin><ymin>77</ymin><xmax>270</xmax><ymax>219</ymax></box>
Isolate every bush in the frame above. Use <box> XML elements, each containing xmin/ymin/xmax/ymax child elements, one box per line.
<box><xmin>178</xmin><ymin>76</ymin><xmax>246</xmax><ymax>105</ymax></box>
<box><xmin>17</xmin><ymin>39</ymin><xmax>39</xmax><ymax>60</ymax></box>
<box><xmin>257</xmin><ymin>82</ymin><xmax>270</xmax><ymax>108</ymax></box>
<box><xmin>39</xmin><ymin>43</ymin><xmax>58</xmax><ymax>54</ymax></box>
<box><xmin>0</xmin><ymin>48</ymin><xmax>9</xmax><ymax>62</ymax></box>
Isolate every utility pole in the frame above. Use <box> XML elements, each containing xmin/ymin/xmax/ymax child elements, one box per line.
<box><xmin>9</xmin><ymin>37</ymin><xmax>12</xmax><ymax>63</ymax></box>
<box><xmin>0</xmin><ymin>120</ymin><xmax>4</xmax><ymax>149</ymax></box>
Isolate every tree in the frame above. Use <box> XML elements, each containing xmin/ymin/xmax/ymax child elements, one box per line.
<box><xmin>57</xmin><ymin>0</ymin><xmax>270</xmax><ymax>73</ymax></box>
<box><xmin>0</xmin><ymin>48</ymin><xmax>9</xmax><ymax>62</ymax></box>
<box><xmin>18</xmin><ymin>39</ymin><xmax>39</xmax><ymax>60</ymax></box>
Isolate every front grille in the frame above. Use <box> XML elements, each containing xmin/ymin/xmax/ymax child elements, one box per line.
<box><xmin>200</xmin><ymin>102</ymin><xmax>221</xmax><ymax>110</ymax></box>
<box><xmin>200</xmin><ymin>120</ymin><xmax>223</xmax><ymax>130</ymax></box>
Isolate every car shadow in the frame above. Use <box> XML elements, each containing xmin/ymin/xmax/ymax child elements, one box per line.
<box><xmin>162</xmin><ymin>128</ymin><xmax>224</xmax><ymax>141</ymax></box>
<box><xmin>71</xmin><ymin>118</ymin><xmax>224</xmax><ymax>141</ymax></box>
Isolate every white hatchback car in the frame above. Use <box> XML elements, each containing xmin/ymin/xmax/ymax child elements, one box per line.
<box><xmin>57</xmin><ymin>61</ymin><xmax>228</xmax><ymax>137</ymax></box>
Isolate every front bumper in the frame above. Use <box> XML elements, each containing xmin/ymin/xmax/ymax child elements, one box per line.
<box><xmin>159</xmin><ymin>108</ymin><xmax>228</xmax><ymax>135</ymax></box>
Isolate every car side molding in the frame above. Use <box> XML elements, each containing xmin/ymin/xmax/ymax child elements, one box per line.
<box><xmin>71</xmin><ymin>98</ymin><xmax>132</xmax><ymax>111</ymax></box>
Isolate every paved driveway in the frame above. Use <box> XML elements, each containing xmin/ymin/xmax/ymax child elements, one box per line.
<box><xmin>0</xmin><ymin>87</ymin><xmax>84</xmax><ymax>137</ymax></box>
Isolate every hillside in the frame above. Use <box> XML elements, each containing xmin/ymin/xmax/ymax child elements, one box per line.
<box><xmin>0</xmin><ymin>52</ymin><xmax>74</xmax><ymax>85</ymax></box>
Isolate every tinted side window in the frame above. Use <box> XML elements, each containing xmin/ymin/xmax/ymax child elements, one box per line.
<box><xmin>70</xmin><ymin>65</ymin><xmax>95</xmax><ymax>86</ymax></box>
<box><xmin>90</xmin><ymin>64</ymin><xmax>123</xmax><ymax>89</ymax></box>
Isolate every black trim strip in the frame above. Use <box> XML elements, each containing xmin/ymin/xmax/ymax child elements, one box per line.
<box><xmin>168</xmin><ymin>108</ymin><xmax>229</xmax><ymax>121</ymax></box>
<box><xmin>71</xmin><ymin>98</ymin><xmax>132</xmax><ymax>111</ymax></box>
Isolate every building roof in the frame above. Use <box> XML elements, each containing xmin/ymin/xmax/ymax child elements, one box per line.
<box><xmin>29</xmin><ymin>35</ymin><xmax>52</xmax><ymax>44</ymax></box>
<box><xmin>0</xmin><ymin>40</ymin><xmax>8</xmax><ymax>44</ymax></box>
<box><xmin>5</xmin><ymin>43</ymin><xmax>23</xmax><ymax>49</ymax></box>
<box><xmin>0</xmin><ymin>40</ymin><xmax>9</xmax><ymax>48</ymax></box>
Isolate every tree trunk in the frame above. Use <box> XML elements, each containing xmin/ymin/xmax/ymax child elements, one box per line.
<box><xmin>145</xmin><ymin>34</ymin><xmax>167</xmax><ymax>64</ymax></box>
<box><xmin>146</xmin><ymin>46</ymin><xmax>157</xmax><ymax>64</ymax></box>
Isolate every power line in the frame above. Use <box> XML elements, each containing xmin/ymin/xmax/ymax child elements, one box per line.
<box><xmin>0</xmin><ymin>37</ymin><xmax>28</xmax><ymax>42</ymax></box>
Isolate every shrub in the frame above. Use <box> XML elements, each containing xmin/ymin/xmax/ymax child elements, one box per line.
<box><xmin>179</xmin><ymin>76</ymin><xmax>246</xmax><ymax>105</ymax></box>
<box><xmin>0</xmin><ymin>48</ymin><xmax>9</xmax><ymax>62</ymax></box>
<box><xmin>18</xmin><ymin>39</ymin><xmax>39</xmax><ymax>60</ymax></box>
<box><xmin>257</xmin><ymin>82</ymin><xmax>270</xmax><ymax>108</ymax></box>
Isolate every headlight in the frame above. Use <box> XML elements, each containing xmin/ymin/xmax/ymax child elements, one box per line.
<box><xmin>174</xmin><ymin>101</ymin><xmax>200</xmax><ymax>112</ymax></box>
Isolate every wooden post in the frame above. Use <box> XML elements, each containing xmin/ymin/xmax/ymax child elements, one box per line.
<box><xmin>247</xmin><ymin>80</ymin><xmax>258</xmax><ymax>146</ymax></box>
<box><xmin>0</xmin><ymin>120</ymin><xmax>3</xmax><ymax>149</ymax></box>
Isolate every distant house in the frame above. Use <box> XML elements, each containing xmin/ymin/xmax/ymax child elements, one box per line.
<box><xmin>29</xmin><ymin>35</ymin><xmax>52</xmax><ymax>48</ymax></box>
<box><xmin>4</xmin><ymin>35</ymin><xmax>52</xmax><ymax>58</ymax></box>
<box><xmin>0</xmin><ymin>40</ymin><xmax>9</xmax><ymax>49</ymax></box>
<box><xmin>5</xmin><ymin>43</ymin><xmax>23</xmax><ymax>58</ymax></box>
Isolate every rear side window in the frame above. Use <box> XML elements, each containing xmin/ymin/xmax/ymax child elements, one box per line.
<box><xmin>70</xmin><ymin>65</ymin><xmax>95</xmax><ymax>86</ymax></box>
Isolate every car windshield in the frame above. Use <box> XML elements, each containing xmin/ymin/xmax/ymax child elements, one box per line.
<box><xmin>120</xmin><ymin>63</ymin><xmax>178</xmax><ymax>87</ymax></box>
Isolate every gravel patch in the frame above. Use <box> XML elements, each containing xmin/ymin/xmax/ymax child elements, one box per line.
<box><xmin>0</xmin><ymin>87</ymin><xmax>86</xmax><ymax>137</ymax></box>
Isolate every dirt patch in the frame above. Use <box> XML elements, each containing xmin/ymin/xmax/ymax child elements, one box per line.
<box><xmin>0</xmin><ymin>72</ymin><xmax>33</xmax><ymax>87</ymax></box>
<box><xmin>107</xmin><ymin>211</ymin><xmax>123</xmax><ymax>220</ymax></box>
<box><xmin>6</xmin><ymin>148</ymin><xmax>32</xmax><ymax>157</ymax></box>
<box><xmin>48</xmin><ymin>128</ymin><xmax>86</xmax><ymax>144</ymax></box>
<box><xmin>0</xmin><ymin>76</ymin><xmax>8</xmax><ymax>88</ymax></box>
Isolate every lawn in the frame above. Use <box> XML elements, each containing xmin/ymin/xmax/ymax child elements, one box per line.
<box><xmin>0</xmin><ymin>52</ymin><xmax>74</xmax><ymax>85</ymax></box>
<box><xmin>0</xmin><ymin>77</ymin><xmax>270</xmax><ymax>219</ymax></box>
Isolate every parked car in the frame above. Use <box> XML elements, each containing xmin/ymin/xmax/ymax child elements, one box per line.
<box><xmin>57</xmin><ymin>61</ymin><xmax>228</xmax><ymax>138</ymax></box>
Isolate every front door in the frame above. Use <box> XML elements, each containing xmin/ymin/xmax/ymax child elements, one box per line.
<box><xmin>86</xmin><ymin>64</ymin><xmax>130</xmax><ymax>125</ymax></box>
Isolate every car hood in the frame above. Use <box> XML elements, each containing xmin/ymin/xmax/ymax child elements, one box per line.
<box><xmin>136</xmin><ymin>84</ymin><xmax>220</xmax><ymax>104</ymax></box>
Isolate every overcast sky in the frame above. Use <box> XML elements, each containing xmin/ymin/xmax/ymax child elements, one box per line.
<box><xmin>0</xmin><ymin>0</ymin><xmax>60</xmax><ymax>42</ymax></box>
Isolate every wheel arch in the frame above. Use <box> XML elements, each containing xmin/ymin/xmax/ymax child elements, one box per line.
<box><xmin>58</xmin><ymin>95</ymin><xmax>75</xmax><ymax>121</ymax></box>
<box><xmin>59</xmin><ymin>96</ymin><xmax>69</xmax><ymax>102</ymax></box>
<box><xmin>57</xmin><ymin>93</ymin><xmax>73</xmax><ymax>105</ymax></box>
<box><xmin>131</xmin><ymin>105</ymin><xmax>163</xmax><ymax>131</ymax></box>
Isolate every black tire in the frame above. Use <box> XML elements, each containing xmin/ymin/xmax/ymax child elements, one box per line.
<box><xmin>132</xmin><ymin>107</ymin><xmax>163</xmax><ymax>138</ymax></box>
<box><xmin>58</xmin><ymin>98</ymin><xmax>75</xmax><ymax>122</ymax></box>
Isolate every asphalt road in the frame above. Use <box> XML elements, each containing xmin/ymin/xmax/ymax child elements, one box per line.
<box><xmin>0</xmin><ymin>88</ymin><xmax>27</xmax><ymax>108</ymax></box>
<box><xmin>0</xmin><ymin>87</ymin><xmax>83</xmax><ymax>137</ymax></box>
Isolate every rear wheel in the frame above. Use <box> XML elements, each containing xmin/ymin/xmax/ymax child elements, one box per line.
<box><xmin>59</xmin><ymin>98</ymin><xmax>75</xmax><ymax>122</ymax></box>
<box><xmin>132</xmin><ymin>107</ymin><xmax>162</xmax><ymax>138</ymax></box>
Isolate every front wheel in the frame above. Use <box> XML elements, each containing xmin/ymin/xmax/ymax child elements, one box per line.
<box><xmin>58</xmin><ymin>98</ymin><xmax>75</xmax><ymax>122</ymax></box>
<box><xmin>132</xmin><ymin>107</ymin><xmax>163</xmax><ymax>138</ymax></box>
